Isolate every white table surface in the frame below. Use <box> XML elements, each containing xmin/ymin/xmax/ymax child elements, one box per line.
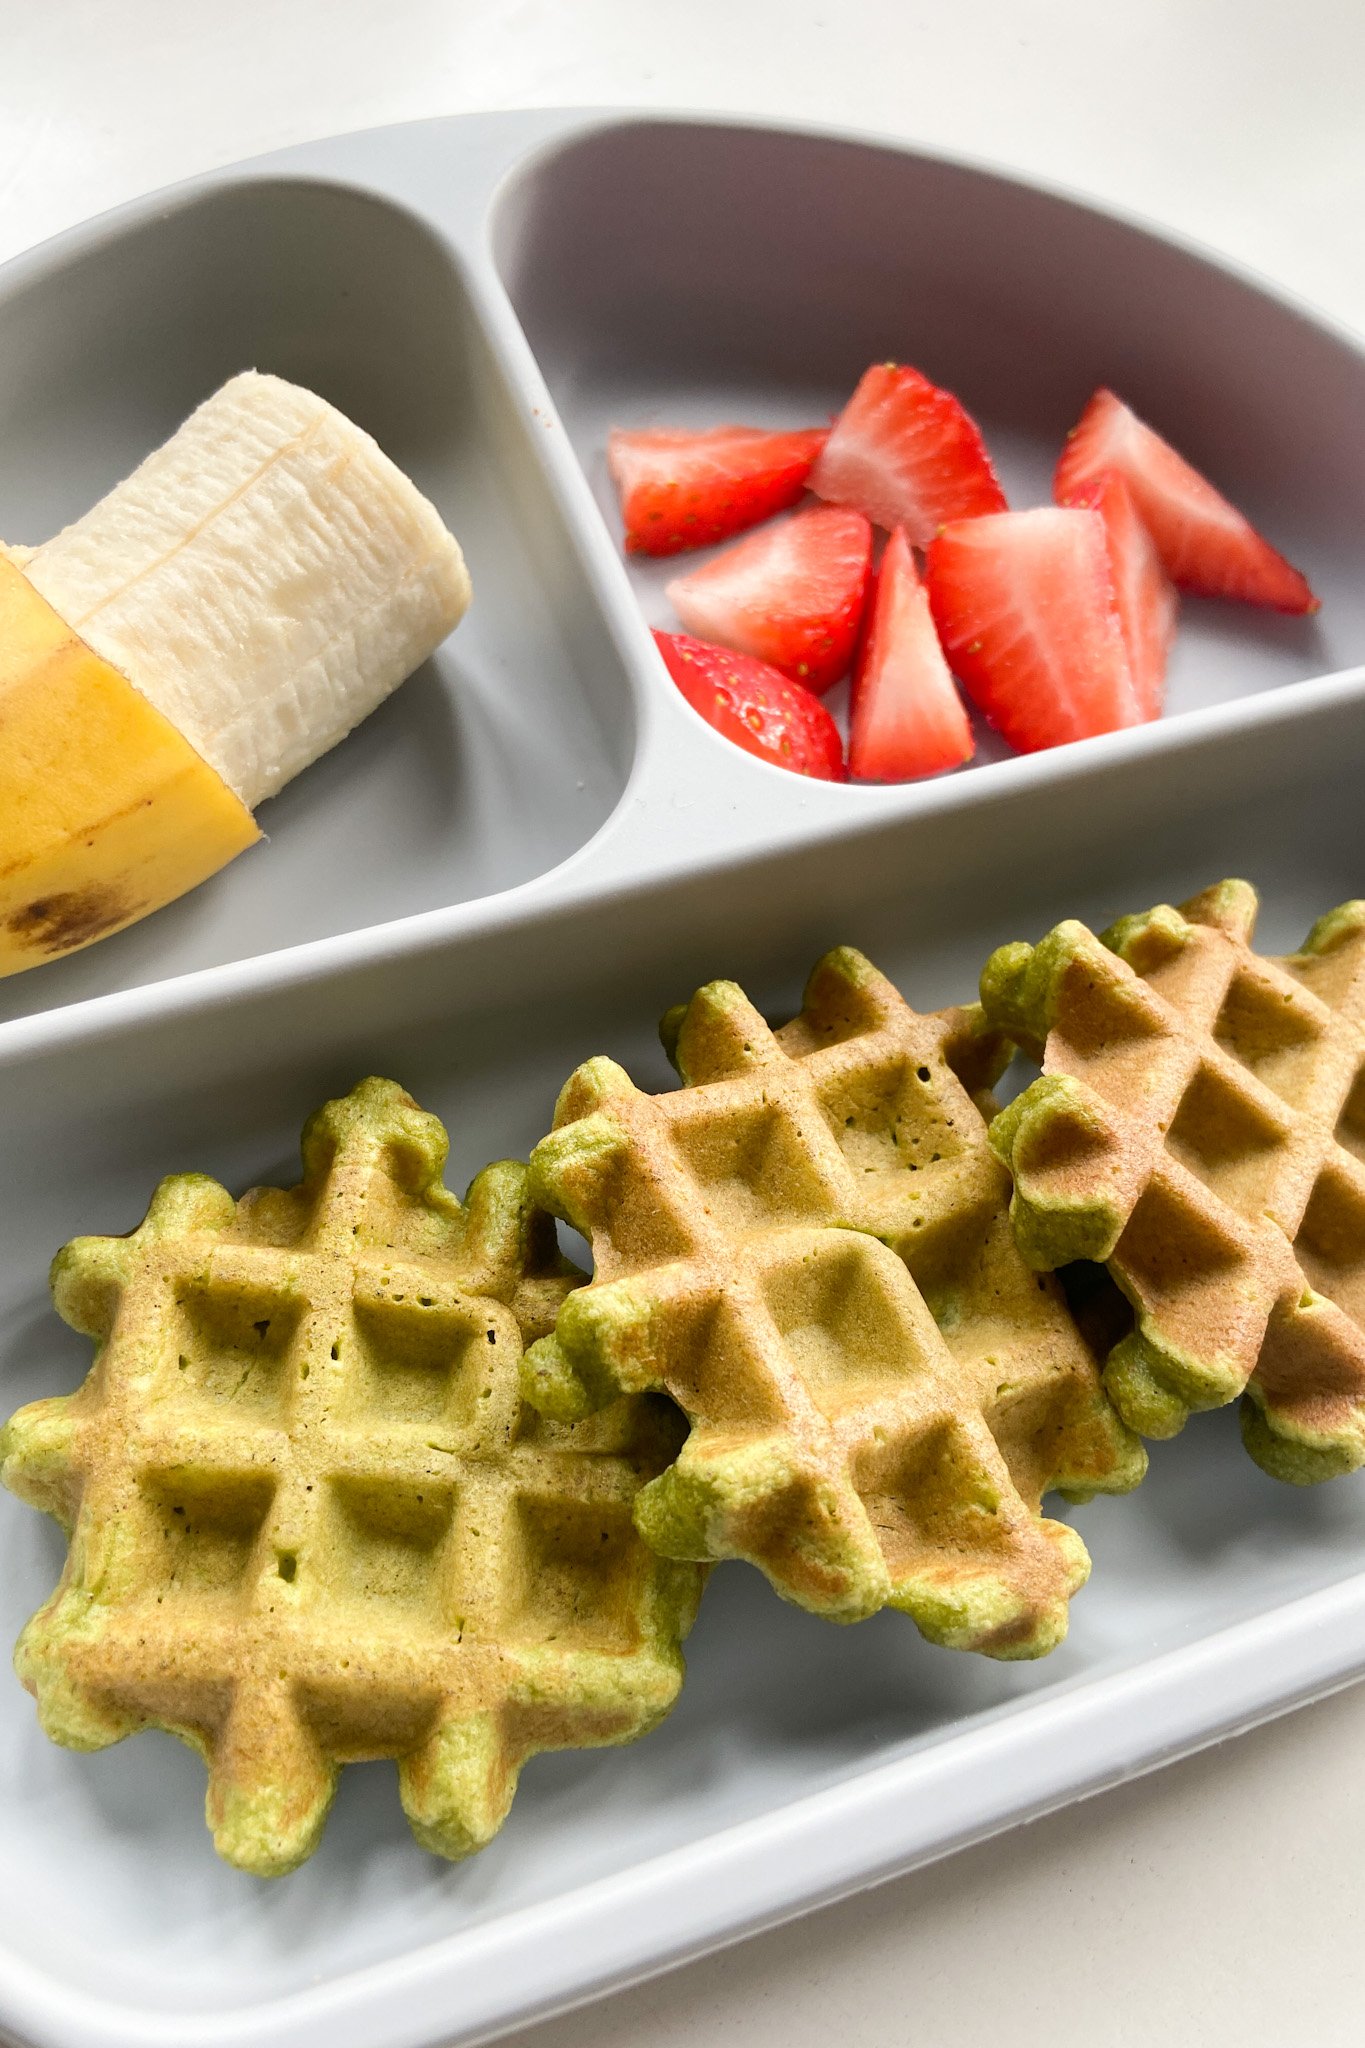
<box><xmin>5</xmin><ymin>3</ymin><xmax>1365</xmax><ymax>2042</ymax></box>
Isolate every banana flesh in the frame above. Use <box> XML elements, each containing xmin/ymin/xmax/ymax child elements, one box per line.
<box><xmin>22</xmin><ymin>372</ymin><xmax>471</xmax><ymax>808</ymax></box>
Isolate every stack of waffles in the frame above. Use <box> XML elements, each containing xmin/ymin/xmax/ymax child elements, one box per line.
<box><xmin>5</xmin><ymin>881</ymin><xmax>1362</xmax><ymax>1873</ymax></box>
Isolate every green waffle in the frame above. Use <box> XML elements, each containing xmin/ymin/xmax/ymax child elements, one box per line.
<box><xmin>522</xmin><ymin>946</ymin><xmax>1142</xmax><ymax>1661</ymax></box>
<box><xmin>1</xmin><ymin>1078</ymin><xmax>701</xmax><ymax>1876</ymax></box>
<box><xmin>982</xmin><ymin>880</ymin><xmax>1365</xmax><ymax>1481</ymax></box>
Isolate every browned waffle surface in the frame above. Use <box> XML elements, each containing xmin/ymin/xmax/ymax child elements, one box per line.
<box><xmin>523</xmin><ymin>948</ymin><xmax>1143</xmax><ymax>1660</ymax></box>
<box><xmin>982</xmin><ymin>881</ymin><xmax>1365</xmax><ymax>1481</ymax></box>
<box><xmin>1</xmin><ymin>1078</ymin><xmax>701</xmax><ymax>1877</ymax></box>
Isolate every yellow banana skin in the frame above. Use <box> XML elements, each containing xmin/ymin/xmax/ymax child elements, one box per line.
<box><xmin>0</xmin><ymin>558</ymin><xmax>259</xmax><ymax>977</ymax></box>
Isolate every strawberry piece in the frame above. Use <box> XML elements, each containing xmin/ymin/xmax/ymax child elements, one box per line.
<box><xmin>849</xmin><ymin>527</ymin><xmax>973</xmax><ymax>781</ymax></box>
<box><xmin>665</xmin><ymin>505</ymin><xmax>872</xmax><ymax>693</ymax></box>
<box><xmin>654</xmin><ymin>631</ymin><xmax>847</xmax><ymax>780</ymax></box>
<box><xmin>607</xmin><ymin>424</ymin><xmax>829</xmax><ymax>556</ymax></box>
<box><xmin>808</xmin><ymin>362</ymin><xmax>1007</xmax><ymax>544</ymax></box>
<box><xmin>1053</xmin><ymin>388</ymin><xmax>1318</xmax><ymax>613</ymax></box>
<box><xmin>924</xmin><ymin>507</ymin><xmax>1143</xmax><ymax>753</ymax></box>
<box><xmin>1061</xmin><ymin>469</ymin><xmax>1176</xmax><ymax>719</ymax></box>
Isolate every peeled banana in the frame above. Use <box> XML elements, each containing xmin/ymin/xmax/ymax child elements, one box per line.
<box><xmin>0</xmin><ymin>371</ymin><xmax>471</xmax><ymax>977</ymax></box>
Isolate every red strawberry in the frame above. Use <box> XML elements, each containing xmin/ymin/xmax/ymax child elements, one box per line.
<box><xmin>1062</xmin><ymin>470</ymin><xmax>1176</xmax><ymax>719</ymax></box>
<box><xmin>849</xmin><ymin>527</ymin><xmax>973</xmax><ymax>781</ymax></box>
<box><xmin>607</xmin><ymin>424</ymin><xmax>829</xmax><ymax>556</ymax></box>
<box><xmin>925</xmin><ymin>508</ymin><xmax>1143</xmax><ymax>753</ymax></box>
<box><xmin>665</xmin><ymin>505</ymin><xmax>872</xmax><ymax>693</ymax></box>
<box><xmin>1054</xmin><ymin>388</ymin><xmax>1318</xmax><ymax>613</ymax></box>
<box><xmin>654</xmin><ymin>631</ymin><xmax>846</xmax><ymax>781</ymax></box>
<box><xmin>809</xmin><ymin>362</ymin><xmax>1007</xmax><ymax>544</ymax></box>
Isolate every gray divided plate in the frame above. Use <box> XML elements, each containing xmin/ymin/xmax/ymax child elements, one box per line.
<box><xmin>1</xmin><ymin>107</ymin><xmax>1364</xmax><ymax>2048</ymax></box>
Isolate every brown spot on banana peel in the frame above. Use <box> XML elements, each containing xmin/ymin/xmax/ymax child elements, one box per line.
<box><xmin>5</xmin><ymin>887</ymin><xmax>141</xmax><ymax>954</ymax></box>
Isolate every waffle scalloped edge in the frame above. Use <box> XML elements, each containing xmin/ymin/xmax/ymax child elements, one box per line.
<box><xmin>981</xmin><ymin>881</ymin><xmax>1365</xmax><ymax>1482</ymax></box>
<box><xmin>0</xmin><ymin>1077</ymin><xmax>702</xmax><ymax>1877</ymax></box>
<box><xmin>522</xmin><ymin>946</ymin><xmax>1145</xmax><ymax>1661</ymax></box>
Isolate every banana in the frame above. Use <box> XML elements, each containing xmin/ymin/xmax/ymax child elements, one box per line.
<box><xmin>0</xmin><ymin>372</ymin><xmax>471</xmax><ymax>978</ymax></box>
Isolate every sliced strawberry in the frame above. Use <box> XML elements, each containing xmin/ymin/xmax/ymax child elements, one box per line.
<box><xmin>1062</xmin><ymin>469</ymin><xmax>1176</xmax><ymax>719</ymax></box>
<box><xmin>849</xmin><ymin>528</ymin><xmax>973</xmax><ymax>781</ymax></box>
<box><xmin>607</xmin><ymin>424</ymin><xmax>829</xmax><ymax>556</ymax></box>
<box><xmin>924</xmin><ymin>508</ymin><xmax>1142</xmax><ymax>753</ymax></box>
<box><xmin>665</xmin><ymin>505</ymin><xmax>872</xmax><ymax>693</ymax></box>
<box><xmin>1054</xmin><ymin>387</ymin><xmax>1318</xmax><ymax>613</ymax></box>
<box><xmin>654</xmin><ymin>631</ymin><xmax>846</xmax><ymax>780</ymax></box>
<box><xmin>808</xmin><ymin>362</ymin><xmax>1007</xmax><ymax>544</ymax></box>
